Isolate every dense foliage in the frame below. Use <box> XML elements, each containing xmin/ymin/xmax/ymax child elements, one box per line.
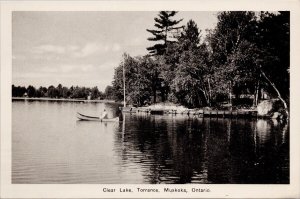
<box><xmin>12</xmin><ymin>84</ymin><xmax>114</xmax><ymax>100</ymax></box>
<box><xmin>112</xmin><ymin>11</ymin><xmax>290</xmax><ymax>111</ymax></box>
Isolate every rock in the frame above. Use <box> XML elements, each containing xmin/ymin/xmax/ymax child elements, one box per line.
<box><xmin>203</xmin><ymin>106</ymin><xmax>212</xmax><ymax>110</ymax></box>
<box><xmin>257</xmin><ymin>100</ymin><xmax>274</xmax><ymax>116</ymax></box>
<box><xmin>257</xmin><ymin>99</ymin><xmax>283</xmax><ymax>116</ymax></box>
<box><xmin>272</xmin><ymin>112</ymin><xmax>280</xmax><ymax>119</ymax></box>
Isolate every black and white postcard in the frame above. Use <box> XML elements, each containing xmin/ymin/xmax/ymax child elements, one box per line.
<box><xmin>1</xmin><ymin>0</ymin><xmax>300</xmax><ymax>198</ymax></box>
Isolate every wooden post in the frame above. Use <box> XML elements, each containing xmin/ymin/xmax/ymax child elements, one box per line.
<box><xmin>123</xmin><ymin>63</ymin><xmax>126</xmax><ymax>108</ymax></box>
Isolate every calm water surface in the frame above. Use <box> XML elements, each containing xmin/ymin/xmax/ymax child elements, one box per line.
<box><xmin>12</xmin><ymin>100</ymin><xmax>289</xmax><ymax>184</ymax></box>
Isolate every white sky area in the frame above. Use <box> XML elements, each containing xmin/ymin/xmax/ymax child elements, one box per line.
<box><xmin>12</xmin><ymin>11</ymin><xmax>218</xmax><ymax>91</ymax></box>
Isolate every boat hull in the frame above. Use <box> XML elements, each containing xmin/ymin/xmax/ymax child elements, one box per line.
<box><xmin>77</xmin><ymin>112</ymin><xmax>119</xmax><ymax>122</ymax></box>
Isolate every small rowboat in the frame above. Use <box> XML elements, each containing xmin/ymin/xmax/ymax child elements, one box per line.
<box><xmin>77</xmin><ymin>112</ymin><xmax>119</xmax><ymax>122</ymax></box>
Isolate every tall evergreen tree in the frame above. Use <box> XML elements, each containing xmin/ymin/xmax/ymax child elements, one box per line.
<box><xmin>172</xmin><ymin>20</ymin><xmax>211</xmax><ymax>107</ymax></box>
<box><xmin>178</xmin><ymin>20</ymin><xmax>200</xmax><ymax>50</ymax></box>
<box><xmin>146</xmin><ymin>11</ymin><xmax>183</xmax><ymax>55</ymax></box>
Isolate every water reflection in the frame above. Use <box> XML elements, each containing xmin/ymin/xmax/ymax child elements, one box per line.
<box><xmin>114</xmin><ymin>114</ymin><xmax>289</xmax><ymax>184</ymax></box>
<box><xmin>12</xmin><ymin>101</ymin><xmax>289</xmax><ymax>184</ymax></box>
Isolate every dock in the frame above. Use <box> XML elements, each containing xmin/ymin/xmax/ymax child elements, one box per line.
<box><xmin>121</xmin><ymin>107</ymin><xmax>258</xmax><ymax>118</ymax></box>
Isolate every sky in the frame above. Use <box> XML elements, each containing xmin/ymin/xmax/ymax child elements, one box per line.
<box><xmin>12</xmin><ymin>11</ymin><xmax>218</xmax><ymax>92</ymax></box>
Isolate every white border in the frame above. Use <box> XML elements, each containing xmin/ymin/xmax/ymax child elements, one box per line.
<box><xmin>1</xmin><ymin>1</ymin><xmax>300</xmax><ymax>198</ymax></box>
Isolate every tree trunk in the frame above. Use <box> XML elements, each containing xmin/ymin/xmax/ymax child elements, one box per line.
<box><xmin>253</xmin><ymin>78</ymin><xmax>260</xmax><ymax>106</ymax></box>
<box><xmin>161</xmin><ymin>87</ymin><xmax>165</xmax><ymax>102</ymax></box>
<box><xmin>228</xmin><ymin>81</ymin><xmax>232</xmax><ymax>110</ymax></box>
<box><xmin>260</xmin><ymin>68</ymin><xmax>289</xmax><ymax>117</ymax></box>
<box><xmin>153</xmin><ymin>87</ymin><xmax>157</xmax><ymax>103</ymax></box>
<box><xmin>208</xmin><ymin>77</ymin><xmax>212</xmax><ymax>106</ymax></box>
<box><xmin>199</xmin><ymin>89</ymin><xmax>209</xmax><ymax>107</ymax></box>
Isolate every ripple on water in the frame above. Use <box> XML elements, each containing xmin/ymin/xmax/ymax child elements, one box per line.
<box><xmin>12</xmin><ymin>102</ymin><xmax>289</xmax><ymax>184</ymax></box>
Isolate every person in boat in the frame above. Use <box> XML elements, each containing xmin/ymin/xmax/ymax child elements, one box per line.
<box><xmin>101</xmin><ymin>109</ymin><xmax>108</xmax><ymax>119</ymax></box>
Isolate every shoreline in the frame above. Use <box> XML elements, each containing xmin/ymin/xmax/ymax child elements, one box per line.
<box><xmin>122</xmin><ymin>106</ymin><xmax>258</xmax><ymax>118</ymax></box>
<box><xmin>13</xmin><ymin>98</ymin><xmax>284</xmax><ymax>120</ymax></box>
<box><xmin>12</xmin><ymin>97</ymin><xmax>117</xmax><ymax>103</ymax></box>
<box><xmin>121</xmin><ymin>102</ymin><xmax>285</xmax><ymax>120</ymax></box>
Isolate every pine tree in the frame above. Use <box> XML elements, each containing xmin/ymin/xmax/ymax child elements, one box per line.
<box><xmin>178</xmin><ymin>20</ymin><xmax>200</xmax><ymax>50</ymax></box>
<box><xmin>173</xmin><ymin>20</ymin><xmax>211</xmax><ymax>107</ymax></box>
<box><xmin>146</xmin><ymin>11</ymin><xmax>183</xmax><ymax>55</ymax></box>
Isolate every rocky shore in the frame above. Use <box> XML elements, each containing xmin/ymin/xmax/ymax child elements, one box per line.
<box><xmin>123</xmin><ymin>99</ymin><xmax>288</xmax><ymax>120</ymax></box>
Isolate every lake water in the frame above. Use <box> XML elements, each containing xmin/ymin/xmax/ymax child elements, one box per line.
<box><xmin>12</xmin><ymin>100</ymin><xmax>289</xmax><ymax>184</ymax></box>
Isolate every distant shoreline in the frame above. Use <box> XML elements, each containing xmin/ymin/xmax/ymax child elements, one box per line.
<box><xmin>12</xmin><ymin>97</ymin><xmax>117</xmax><ymax>103</ymax></box>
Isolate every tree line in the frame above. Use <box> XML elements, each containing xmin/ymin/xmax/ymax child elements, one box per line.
<box><xmin>112</xmin><ymin>11</ymin><xmax>289</xmax><ymax>113</ymax></box>
<box><xmin>12</xmin><ymin>84</ymin><xmax>114</xmax><ymax>100</ymax></box>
